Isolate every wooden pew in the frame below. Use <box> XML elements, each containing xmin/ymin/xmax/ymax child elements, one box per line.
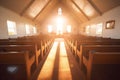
<box><xmin>83</xmin><ymin>51</ymin><xmax>120</xmax><ymax>80</ymax></box>
<box><xmin>73</xmin><ymin>40</ymin><xmax>120</xmax><ymax>55</ymax></box>
<box><xmin>79</xmin><ymin>45</ymin><xmax>120</xmax><ymax>69</ymax></box>
<box><xmin>0</xmin><ymin>44</ymin><xmax>39</xmax><ymax>67</ymax></box>
<box><xmin>65</xmin><ymin>36</ymin><xmax>120</xmax><ymax>55</ymax></box>
<box><xmin>0</xmin><ymin>36</ymin><xmax>53</xmax><ymax>80</ymax></box>
<box><xmin>0</xmin><ymin>37</ymin><xmax>54</xmax><ymax>62</ymax></box>
<box><xmin>0</xmin><ymin>51</ymin><xmax>35</xmax><ymax>80</ymax></box>
<box><xmin>65</xmin><ymin>38</ymin><xmax>120</xmax><ymax>62</ymax></box>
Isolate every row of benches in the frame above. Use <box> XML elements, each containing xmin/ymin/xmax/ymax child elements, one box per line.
<box><xmin>65</xmin><ymin>36</ymin><xmax>120</xmax><ymax>80</ymax></box>
<box><xmin>0</xmin><ymin>35</ymin><xmax>54</xmax><ymax>80</ymax></box>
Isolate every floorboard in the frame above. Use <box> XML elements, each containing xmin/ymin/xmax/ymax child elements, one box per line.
<box><xmin>36</xmin><ymin>38</ymin><xmax>83</xmax><ymax>80</ymax></box>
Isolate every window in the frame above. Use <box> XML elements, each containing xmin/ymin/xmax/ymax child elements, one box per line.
<box><xmin>86</xmin><ymin>25</ymin><xmax>90</xmax><ymax>34</ymax></box>
<box><xmin>67</xmin><ymin>25</ymin><xmax>71</xmax><ymax>33</ymax></box>
<box><xmin>58</xmin><ymin>8</ymin><xmax>62</xmax><ymax>15</ymax></box>
<box><xmin>96</xmin><ymin>23</ymin><xmax>103</xmax><ymax>35</ymax></box>
<box><xmin>7</xmin><ymin>20</ymin><xmax>17</xmax><ymax>35</ymax></box>
<box><xmin>25</xmin><ymin>24</ymin><xmax>30</xmax><ymax>34</ymax></box>
<box><xmin>33</xmin><ymin>27</ymin><xmax>37</xmax><ymax>34</ymax></box>
<box><xmin>48</xmin><ymin>25</ymin><xmax>52</xmax><ymax>33</ymax></box>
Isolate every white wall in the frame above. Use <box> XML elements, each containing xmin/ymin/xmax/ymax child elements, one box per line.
<box><xmin>0</xmin><ymin>6</ymin><xmax>36</xmax><ymax>39</ymax></box>
<box><xmin>80</xmin><ymin>6</ymin><xmax>120</xmax><ymax>39</ymax></box>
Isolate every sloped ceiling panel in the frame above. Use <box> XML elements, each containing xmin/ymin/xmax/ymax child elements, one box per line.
<box><xmin>0</xmin><ymin>0</ymin><xmax>32</xmax><ymax>14</ymax></box>
<box><xmin>65</xmin><ymin>0</ymin><xmax>89</xmax><ymax>23</ymax></box>
<box><xmin>34</xmin><ymin>0</ymin><xmax>58</xmax><ymax>24</ymax></box>
<box><xmin>23</xmin><ymin>0</ymin><xmax>50</xmax><ymax>19</ymax></box>
<box><xmin>63</xmin><ymin>6</ymin><xmax>84</xmax><ymax>24</ymax></box>
<box><xmin>0</xmin><ymin>0</ymin><xmax>120</xmax><ymax>26</ymax></box>
<box><xmin>73</xmin><ymin>0</ymin><xmax>99</xmax><ymax>19</ymax></box>
<box><xmin>92</xmin><ymin>0</ymin><xmax>120</xmax><ymax>13</ymax></box>
<box><xmin>62</xmin><ymin>6</ymin><xmax>82</xmax><ymax>29</ymax></box>
<box><xmin>60</xmin><ymin>0</ymin><xmax>84</xmax><ymax>23</ymax></box>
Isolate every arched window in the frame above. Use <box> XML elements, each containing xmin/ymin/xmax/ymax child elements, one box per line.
<box><xmin>58</xmin><ymin>8</ymin><xmax>62</xmax><ymax>15</ymax></box>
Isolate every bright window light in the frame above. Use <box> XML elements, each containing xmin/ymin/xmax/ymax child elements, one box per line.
<box><xmin>48</xmin><ymin>25</ymin><xmax>52</xmax><ymax>33</ymax></box>
<box><xmin>57</xmin><ymin>17</ymin><xmax>63</xmax><ymax>24</ymax></box>
<box><xmin>67</xmin><ymin>25</ymin><xmax>71</xmax><ymax>33</ymax></box>
<box><xmin>33</xmin><ymin>27</ymin><xmax>37</xmax><ymax>34</ymax></box>
<box><xmin>96</xmin><ymin>23</ymin><xmax>103</xmax><ymax>35</ymax></box>
<box><xmin>7</xmin><ymin>20</ymin><xmax>17</xmax><ymax>35</ymax></box>
<box><xmin>86</xmin><ymin>25</ymin><xmax>90</xmax><ymax>34</ymax></box>
<box><xmin>56</xmin><ymin>8</ymin><xmax>65</xmax><ymax>35</ymax></box>
<box><xmin>56</xmin><ymin>17</ymin><xmax>64</xmax><ymax>35</ymax></box>
<box><xmin>58</xmin><ymin>8</ymin><xmax>62</xmax><ymax>15</ymax></box>
<box><xmin>57</xmin><ymin>25</ymin><xmax>63</xmax><ymax>35</ymax></box>
<box><xmin>25</xmin><ymin>24</ymin><xmax>30</xmax><ymax>34</ymax></box>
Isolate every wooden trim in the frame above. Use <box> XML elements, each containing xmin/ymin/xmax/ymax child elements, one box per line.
<box><xmin>71</xmin><ymin>0</ymin><xmax>90</xmax><ymax>20</ymax></box>
<box><xmin>20</xmin><ymin>0</ymin><xmax>35</xmax><ymax>16</ymax></box>
<box><xmin>87</xmin><ymin>0</ymin><xmax>102</xmax><ymax>15</ymax></box>
<box><xmin>33</xmin><ymin>0</ymin><xmax>52</xmax><ymax>20</ymax></box>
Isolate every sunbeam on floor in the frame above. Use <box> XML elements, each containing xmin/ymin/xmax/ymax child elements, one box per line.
<box><xmin>37</xmin><ymin>40</ymin><xmax>58</xmax><ymax>80</ymax></box>
<box><xmin>37</xmin><ymin>38</ymin><xmax>72</xmax><ymax>80</ymax></box>
<box><xmin>59</xmin><ymin>41</ymin><xmax>72</xmax><ymax>80</ymax></box>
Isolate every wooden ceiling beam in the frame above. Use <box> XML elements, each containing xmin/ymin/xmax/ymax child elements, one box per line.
<box><xmin>33</xmin><ymin>0</ymin><xmax>52</xmax><ymax>20</ymax></box>
<box><xmin>87</xmin><ymin>0</ymin><xmax>102</xmax><ymax>15</ymax></box>
<box><xmin>71</xmin><ymin>0</ymin><xmax>89</xmax><ymax>20</ymax></box>
<box><xmin>20</xmin><ymin>0</ymin><xmax>35</xmax><ymax>16</ymax></box>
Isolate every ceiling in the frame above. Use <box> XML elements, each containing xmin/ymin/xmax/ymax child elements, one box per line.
<box><xmin>0</xmin><ymin>0</ymin><xmax>120</xmax><ymax>25</ymax></box>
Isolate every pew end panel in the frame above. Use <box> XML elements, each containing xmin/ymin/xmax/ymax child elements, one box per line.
<box><xmin>83</xmin><ymin>51</ymin><xmax>120</xmax><ymax>80</ymax></box>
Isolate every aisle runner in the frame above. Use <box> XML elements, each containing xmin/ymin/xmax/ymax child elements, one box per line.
<box><xmin>59</xmin><ymin>41</ymin><xmax>72</xmax><ymax>80</ymax></box>
<box><xmin>37</xmin><ymin>38</ymin><xmax>72</xmax><ymax>80</ymax></box>
<box><xmin>37</xmin><ymin>41</ymin><xmax>58</xmax><ymax>80</ymax></box>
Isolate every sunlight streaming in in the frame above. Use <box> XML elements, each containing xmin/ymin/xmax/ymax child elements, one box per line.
<box><xmin>67</xmin><ymin>25</ymin><xmax>71</xmax><ymax>33</ymax></box>
<box><xmin>37</xmin><ymin>41</ymin><xmax>58</xmax><ymax>80</ymax></box>
<box><xmin>96</xmin><ymin>23</ymin><xmax>103</xmax><ymax>35</ymax></box>
<box><xmin>48</xmin><ymin>25</ymin><xmax>52</xmax><ymax>33</ymax></box>
<box><xmin>56</xmin><ymin>8</ymin><xmax>64</xmax><ymax>35</ymax></box>
<box><xmin>59</xmin><ymin>40</ymin><xmax>72</xmax><ymax>80</ymax></box>
<box><xmin>86</xmin><ymin>25</ymin><xmax>90</xmax><ymax>34</ymax></box>
<box><xmin>7</xmin><ymin>20</ymin><xmax>17</xmax><ymax>35</ymax></box>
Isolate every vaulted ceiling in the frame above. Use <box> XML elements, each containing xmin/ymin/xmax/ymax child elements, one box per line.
<box><xmin>0</xmin><ymin>0</ymin><xmax>120</xmax><ymax>25</ymax></box>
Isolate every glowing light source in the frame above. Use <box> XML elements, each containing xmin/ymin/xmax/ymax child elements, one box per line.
<box><xmin>25</xmin><ymin>24</ymin><xmax>30</xmax><ymax>34</ymax></box>
<box><xmin>47</xmin><ymin>7</ymin><xmax>67</xmax><ymax>35</ymax></box>
<box><xmin>37</xmin><ymin>41</ymin><xmax>58</xmax><ymax>80</ymax></box>
<box><xmin>59</xmin><ymin>39</ymin><xmax>72</xmax><ymax>79</ymax></box>
<box><xmin>56</xmin><ymin>17</ymin><xmax>64</xmax><ymax>35</ymax></box>
<box><xmin>56</xmin><ymin>25</ymin><xmax>63</xmax><ymax>35</ymax></box>
<box><xmin>96</xmin><ymin>23</ymin><xmax>103</xmax><ymax>35</ymax></box>
<box><xmin>7</xmin><ymin>20</ymin><xmax>17</xmax><ymax>35</ymax></box>
<box><xmin>33</xmin><ymin>27</ymin><xmax>37</xmax><ymax>34</ymax></box>
<box><xmin>57</xmin><ymin>17</ymin><xmax>64</xmax><ymax>24</ymax></box>
<box><xmin>86</xmin><ymin>25</ymin><xmax>90</xmax><ymax>34</ymax></box>
<box><xmin>58</xmin><ymin>8</ymin><xmax>62</xmax><ymax>15</ymax></box>
<box><xmin>67</xmin><ymin>25</ymin><xmax>71</xmax><ymax>33</ymax></box>
<box><xmin>48</xmin><ymin>25</ymin><xmax>52</xmax><ymax>33</ymax></box>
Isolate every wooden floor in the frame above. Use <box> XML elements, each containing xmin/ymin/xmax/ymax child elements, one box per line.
<box><xmin>36</xmin><ymin>38</ymin><xmax>82</xmax><ymax>80</ymax></box>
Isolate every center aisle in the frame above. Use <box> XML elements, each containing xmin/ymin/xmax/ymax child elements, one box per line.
<box><xmin>37</xmin><ymin>38</ymin><xmax>82</xmax><ymax>80</ymax></box>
